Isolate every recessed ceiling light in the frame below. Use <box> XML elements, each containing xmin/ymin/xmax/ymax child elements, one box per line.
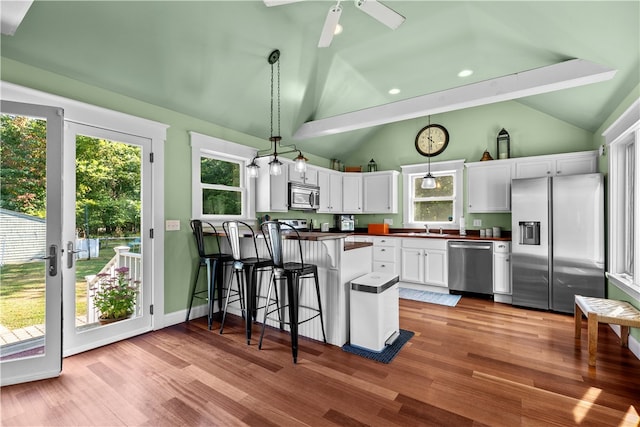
<box><xmin>388</xmin><ymin>88</ymin><xmax>400</xmax><ymax>95</ymax></box>
<box><xmin>334</xmin><ymin>24</ymin><xmax>343</xmax><ymax>35</ymax></box>
<box><xmin>458</xmin><ymin>69</ymin><xmax>474</xmax><ymax>77</ymax></box>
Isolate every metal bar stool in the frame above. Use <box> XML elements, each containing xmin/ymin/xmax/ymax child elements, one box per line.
<box><xmin>259</xmin><ymin>221</ymin><xmax>326</xmax><ymax>363</ymax></box>
<box><xmin>220</xmin><ymin>220</ymin><xmax>275</xmax><ymax>344</ymax></box>
<box><xmin>186</xmin><ymin>220</ymin><xmax>234</xmax><ymax>330</ymax></box>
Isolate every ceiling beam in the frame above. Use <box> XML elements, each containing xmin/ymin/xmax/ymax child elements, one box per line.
<box><xmin>293</xmin><ymin>59</ymin><xmax>617</xmax><ymax>139</ymax></box>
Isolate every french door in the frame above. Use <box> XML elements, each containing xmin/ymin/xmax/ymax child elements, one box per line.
<box><xmin>0</xmin><ymin>100</ymin><xmax>63</xmax><ymax>386</ymax></box>
<box><xmin>62</xmin><ymin>122</ymin><xmax>153</xmax><ymax>356</ymax></box>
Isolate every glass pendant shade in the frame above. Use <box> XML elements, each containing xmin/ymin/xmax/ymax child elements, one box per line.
<box><xmin>421</xmin><ymin>173</ymin><xmax>436</xmax><ymax>189</ymax></box>
<box><xmin>247</xmin><ymin>159</ymin><xmax>260</xmax><ymax>178</ymax></box>
<box><xmin>294</xmin><ymin>153</ymin><xmax>307</xmax><ymax>173</ymax></box>
<box><xmin>269</xmin><ymin>157</ymin><xmax>283</xmax><ymax>176</ymax></box>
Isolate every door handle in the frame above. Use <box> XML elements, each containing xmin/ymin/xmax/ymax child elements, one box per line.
<box><xmin>40</xmin><ymin>245</ymin><xmax>58</xmax><ymax>276</ymax></box>
<box><xmin>66</xmin><ymin>241</ymin><xmax>82</xmax><ymax>268</ymax></box>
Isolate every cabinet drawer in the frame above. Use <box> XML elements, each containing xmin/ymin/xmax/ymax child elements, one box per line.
<box><xmin>373</xmin><ymin>261</ymin><xmax>396</xmax><ymax>275</ymax></box>
<box><xmin>373</xmin><ymin>246</ymin><xmax>396</xmax><ymax>262</ymax></box>
<box><xmin>372</xmin><ymin>236</ymin><xmax>399</xmax><ymax>247</ymax></box>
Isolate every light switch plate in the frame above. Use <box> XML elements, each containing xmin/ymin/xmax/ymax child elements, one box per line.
<box><xmin>473</xmin><ymin>219</ymin><xmax>482</xmax><ymax>227</ymax></box>
<box><xmin>384</xmin><ymin>218</ymin><xmax>393</xmax><ymax>225</ymax></box>
<box><xmin>166</xmin><ymin>220</ymin><xmax>180</xmax><ymax>231</ymax></box>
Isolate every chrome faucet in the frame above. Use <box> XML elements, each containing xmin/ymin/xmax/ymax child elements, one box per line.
<box><xmin>439</xmin><ymin>227</ymin><xmax>443</xmax><ymax>235</ymax></box>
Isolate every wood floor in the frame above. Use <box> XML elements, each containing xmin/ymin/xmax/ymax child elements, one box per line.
<box><xmin>2</xmin><ymin>297</ymin><xmax>639</xmax><ymax>426</ymax></box>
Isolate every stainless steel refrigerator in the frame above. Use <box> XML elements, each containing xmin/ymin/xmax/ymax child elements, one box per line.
<box><xmin>511</xmin><ymin>173</ymin><xmax>605</xmax><ymax>313</ymax></box>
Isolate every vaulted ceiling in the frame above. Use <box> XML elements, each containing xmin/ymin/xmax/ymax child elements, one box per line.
<box><xmin>1</xmin><ymin>1</ymin><xmax>638</xmax><ymax>159</ymax></box>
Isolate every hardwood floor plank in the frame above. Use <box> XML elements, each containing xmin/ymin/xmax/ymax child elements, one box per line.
<box><xmin>2</xmin><ymin>298</ymin><xmax>639</xmax><ymax>426</ymax></box>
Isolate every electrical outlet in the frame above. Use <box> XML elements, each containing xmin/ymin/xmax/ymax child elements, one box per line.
<box><xmin>473</xmin><ymin>219</ymin><xmax>482</xmax><ymax>227</ymax></box>
<box><xmin>165</xmin><ymin>220</ymin><xmax>180</xmax><ymax>231</ymax></box>
<box><xmin>384</xmin><ymin>218</ymin><xmax>393</xmax><ymax>225</ymax></box>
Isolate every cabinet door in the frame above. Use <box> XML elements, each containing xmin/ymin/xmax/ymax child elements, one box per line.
<box><xmin>493</xmin><ymin>252</ymin><xmax>511</xmax><ymax>294</ymax></box>
<box><xmin>467</xmin><ymin>163</ymin><xmax>512</xmax><ymax>212</ymax></box>
<box><xmin>342</xmin><ymin>174</ymin><xmax>362</xmax><ymax>213</ymax></box>
<box><xmin>400</xmin><ymin>248</ymin><xmax>423</xmax><ymax>283</ymax></box>
<box><xmin>515</xmin><ymin>159</ymin><xmax>553</xmax><ymax>178</ymax></box>
<box><xmin>555</xmin><ymin>155</ymin><xmax>596</xmax><ymax>176</ymax></box>
<box><xmin>303</xmin><ymin>168</ymin><xmax>319</xmax><ymax>185</ymax></box>
<box><xmin>288</xmin><ymin>163</ymin><xmax>305</xmax><ymax>184</ymax></box>
<box><xmin>329</xmin><ymin>173</ymin><xmax>343</xmax><ymax>212</ymax></box>
<box><xmin>363</xmin><ymin>173</ymin><xmax>396</xmax><ymax>213</ymax></box>
<box><xmin>424</xmin><ymin>249</ymin><xmax>446</xmax><ymax>287</ymax></box>
<box><xmin>317</xmin><ymin>170</ymin><xmax>331</xmax><ymax>212</ymax></box>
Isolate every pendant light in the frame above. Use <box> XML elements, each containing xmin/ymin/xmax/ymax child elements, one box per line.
<box><xmin>247</xmin><ymin>49</ymin><xmax>308</xmax><ymax>178</ymax></box>
<box><xmin>421</xmin><ymin>116</ymin><xmax>437</xmax><ymax>189</ymax></box>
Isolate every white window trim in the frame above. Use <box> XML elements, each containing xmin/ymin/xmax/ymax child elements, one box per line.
<box><xmin>190</xmin><ymin>131</ymin><xmax>256</xmax><ymax>224</ymax></box>
<box><xmin>604</xmin><ymin>98</ymin><xmax>640</xmax><ymax>297</ymax></box>
<box><xmin>401</xmin><ymin>159</ymin><xmax>464</xmax><ymax>228</ymax></box>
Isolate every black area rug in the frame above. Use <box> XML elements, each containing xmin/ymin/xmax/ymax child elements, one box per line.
<box><xmin>341</xmin><ymin>329</ymin><xmax>414</xmax><ymax>364</ymax></box>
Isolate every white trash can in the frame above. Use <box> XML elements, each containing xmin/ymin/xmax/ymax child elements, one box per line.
<box><xmin>349</xmin><ymin>272</ymin><xmax>400</xmax><ymax>352</ymax></box>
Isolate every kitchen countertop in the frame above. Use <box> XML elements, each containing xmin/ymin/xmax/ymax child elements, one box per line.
<box><xmin>363</xmin><ymin>232</ymin><xmax>511</xmax><ymax>242</ymax></box>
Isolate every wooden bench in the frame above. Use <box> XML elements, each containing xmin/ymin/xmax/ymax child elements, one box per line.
<box><xmin>574</xmin><ymin>295</ymin><xmax>640</xmax><ymax>366</ymax></box>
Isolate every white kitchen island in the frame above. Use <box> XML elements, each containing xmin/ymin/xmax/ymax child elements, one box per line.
<box><xmin>227</xmin><ymin>232</ymin><xmax>372</xmax><ymax>347</ymax></box>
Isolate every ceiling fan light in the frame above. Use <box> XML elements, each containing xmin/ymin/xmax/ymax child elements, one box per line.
<box><xmin>318</xmin><ymin>3</ymin><xmax>343</xmax><ymax>48</ymax></box>
<box><xmin>269</xmin><ymin>156</ymin><xmax>283</xmax><ymax>176</ymax></box>
<box><xmin>421</xmin><ymin>173</ymin><xmax>436</xmax><ymax>189</ymax></box>
<box><xmin>354</xmin><ymin>0</ymin><xmax>405</xmax><ymax>30</ymax></box>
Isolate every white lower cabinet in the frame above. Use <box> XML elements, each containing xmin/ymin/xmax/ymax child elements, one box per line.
<box><xmin>400</xmin><ymin>238</ymin><xmax>447</xmax><ymax>288</ymax></box>
<box><xmin>493</xmin><ymin>242</ymin><xmax>511</xmax><ymax>295</ymax></box>
<box><xmin>372</xmin><ymin>236</ymin><xmax>399</xmax><ymax>275</ymax></box>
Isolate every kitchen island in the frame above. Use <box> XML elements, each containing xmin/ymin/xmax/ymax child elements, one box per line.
<box><xmin>226</xmin><ymin>232</ymin><xmax>372</xmax><ymax>347</ymax></box>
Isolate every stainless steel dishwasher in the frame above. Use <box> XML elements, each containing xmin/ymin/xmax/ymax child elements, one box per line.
<box><xmin>447</xmin><ymin>241</ymin><xmax>494</xmax><ymax>295</ymax></box>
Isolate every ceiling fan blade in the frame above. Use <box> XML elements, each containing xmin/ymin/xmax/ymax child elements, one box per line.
<box><xmin>263</xmin><ymin>0</ymin><xmax>305</xmax><ymax>6</ymax></box>
<box><xmin>318</xmin><ymin>4</ymin><xmax>343</xmax><ymax>48</ymax></box>
<box><xmin>354</xmin><ymin>0</ymin><xmax>405</xmax><ymax>29</ymax></box>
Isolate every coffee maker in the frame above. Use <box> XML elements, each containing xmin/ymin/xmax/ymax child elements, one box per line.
<box><xmin>335</xmin><ymin>214</ymin><xmax>355</xmax><ymax>231</ymax></box>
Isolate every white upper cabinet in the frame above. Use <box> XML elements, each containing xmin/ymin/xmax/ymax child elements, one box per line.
<box><xmin>466</xmin><ymin>161</ymin><xmax>514</xmax><ymax>213</ymax></box>
<box><xmin>317</xmin><ymin>169</ymin><xmax>343</xmax><ymax>213</ymax></box>
<box><xmin>514</xmin><ymin>150</ymin><xmax>597</xmax><ymax>179</ymax></box>
<box><xmin>342</xmin><ymin>173</ymin><xmax>363</xmax><ymax>213</ymax></box>
<box><xmin>288</xmin><ymin>163</ymin><xmax>318</xmax><ymax>186</ymax></box>
<box><xmin>363</xmin><ymin>171</ymin><xmax>399</xmax><ymax>214</ymax></box>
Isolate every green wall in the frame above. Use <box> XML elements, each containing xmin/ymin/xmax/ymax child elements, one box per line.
<box><xmin>3</xmin><ymin>58</ymin><xmax>638</xmax><ymax>333</ymax></box>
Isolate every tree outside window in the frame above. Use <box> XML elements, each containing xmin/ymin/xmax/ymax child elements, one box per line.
<box><xmin>200</xmin><ymin>156</ymin><xmax>243</xmax><ymax>216</ymax></box>
<box><xmin>411</xmin><ymin>173</ymin><xmax>455</xmax><ymax>224</ymax></box>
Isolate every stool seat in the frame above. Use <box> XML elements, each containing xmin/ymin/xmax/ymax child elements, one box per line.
<box><xmin>574</xmin><ymin>295</ymin><xmax>640</xmax><ymax>367</ymax></box>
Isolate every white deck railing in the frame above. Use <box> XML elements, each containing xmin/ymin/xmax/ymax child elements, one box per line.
<box><xmin>85</xmin><ymin>246</ymin><xmax>142</xmax><ymax>323</ymax></box>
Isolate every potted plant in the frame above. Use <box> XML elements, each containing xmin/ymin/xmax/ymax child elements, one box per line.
<box><xmin>91</xmin><ymin>266</ymin><xmax>139</xmax><ymax>324</ymax></box>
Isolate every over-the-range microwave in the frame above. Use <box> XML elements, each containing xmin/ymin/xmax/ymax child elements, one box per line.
<box><xmin>289</xmin><ymin>182</ymin><xmax>320</xmax><ymax>211</ymax></box>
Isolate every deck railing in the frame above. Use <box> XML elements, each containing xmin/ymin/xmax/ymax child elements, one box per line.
<box><xmin>85</xmin><ymin>246</ymin><xmax>142</xmax><ymax>323</ymax></box>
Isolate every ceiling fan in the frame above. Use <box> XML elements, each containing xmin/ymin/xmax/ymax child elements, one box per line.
<box><xmin>263</xmin><ymin>0</ymin><xmax>405</xmax><ymax>48</ymax></box>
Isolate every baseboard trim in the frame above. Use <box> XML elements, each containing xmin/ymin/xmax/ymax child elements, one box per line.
<box><xmin>609</xmin><ymin>324</ymin><xmax>640</xmax><ymax>361</ymax></box>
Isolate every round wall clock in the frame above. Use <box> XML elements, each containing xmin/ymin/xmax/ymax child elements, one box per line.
<box><xmin>415</xmin><ymin>124</ymin><xmax>449</xmax><ymax>157</ymax></box>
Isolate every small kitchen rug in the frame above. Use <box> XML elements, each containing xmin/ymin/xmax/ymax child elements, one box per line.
<box><xmin>399</xmin><ymin>288</ymin><xmax>461</xmax><ymax>307</ymax></box>
<box><xmin>341</xmin><ymin>329</ymin><xmax>414</xmax><ymax>364</ymax></box>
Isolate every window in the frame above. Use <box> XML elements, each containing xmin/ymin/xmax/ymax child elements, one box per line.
<box><xmin>190</xmin><ymin>132</ymin><xmax>256</xmax><ymax>222</ymax></box>
<box><xmin>401</xmin><ymin>160</ymin><xmax>464</xmax><ymax>228</ymax></box>
<box><xmin>604</xmin><ymin>99</ymin><xmax>639</xmax><ymax>298</ymax></box>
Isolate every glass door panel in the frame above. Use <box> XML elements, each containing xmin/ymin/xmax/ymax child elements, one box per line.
<box><xmin>0</xmin><ymin>100</ymin><xmax>63</xmax><ymax>386</ymax></box>
<box><xmin>62</xmin><ymin>122</ymin><xmax>152</xmax><ymax>356</ymax></box>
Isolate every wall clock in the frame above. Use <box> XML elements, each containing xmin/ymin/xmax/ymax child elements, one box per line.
<box><xmin>415</xmin><ymin>124</ymin><xmax>449</xmax><ymax>157</ymax></box>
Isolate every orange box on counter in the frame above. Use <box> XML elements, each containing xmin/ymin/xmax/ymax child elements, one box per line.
<box><xmin>368</xmin><ymin>223</ymin><xmax>389</xmax><ymax>234</ymax></box>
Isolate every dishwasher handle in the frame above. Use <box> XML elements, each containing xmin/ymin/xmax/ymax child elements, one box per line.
<box><xmin>448</xmin><ymin>242</ymin><xmax>493</xmax><ymax>250</ymax></box>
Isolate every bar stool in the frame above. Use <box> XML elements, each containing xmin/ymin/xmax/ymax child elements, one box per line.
<box><xmin>220</xmin><ymin>220</ymin><xmax>275</xmax><ymax>344</ymax></box>
<box><xmin>186</xmin><ymin>220</ymin><xmax>234</xmax><ymax>330</ymax></box>
<box><xmin>259</xmin><ymin>221</ymin><xmax>326</xmax><ymax>363</ymax></box>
